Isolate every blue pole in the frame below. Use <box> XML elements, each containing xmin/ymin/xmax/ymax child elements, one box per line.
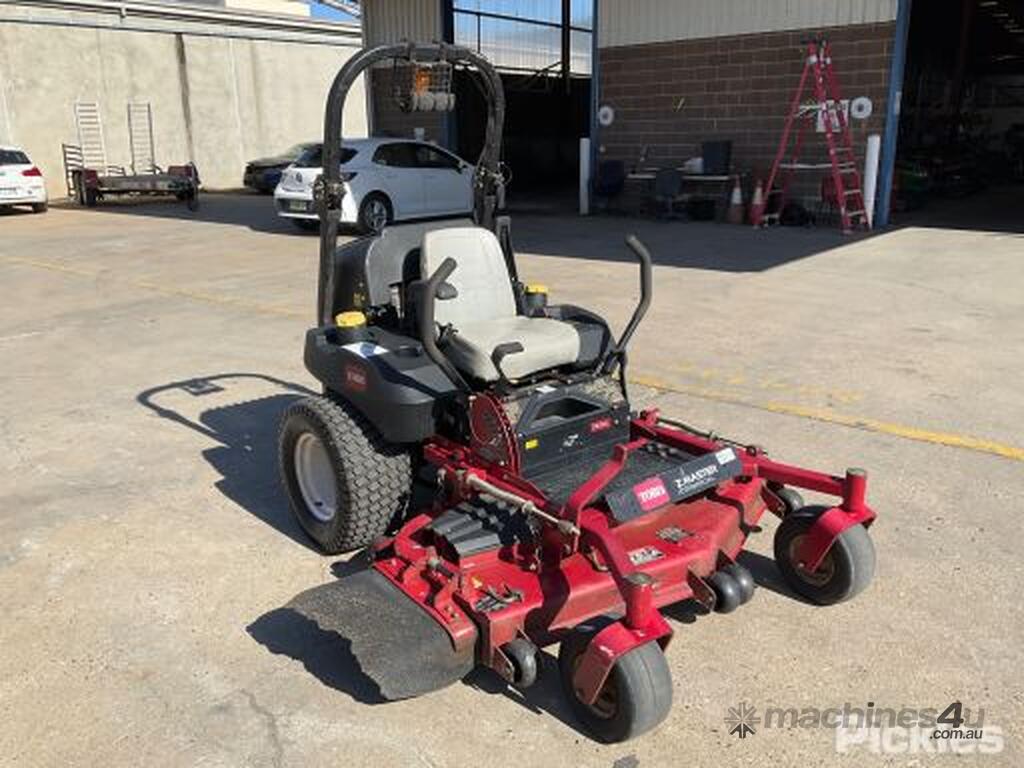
<box><xmin>875</xmin><ymin>0</ymin><xmax>912</xmax><ymax>228</ymax></box>
<box><xmin>589</xmin><ymin>0</ymin><xmax>600</xmax><ymax>213</ymax></box>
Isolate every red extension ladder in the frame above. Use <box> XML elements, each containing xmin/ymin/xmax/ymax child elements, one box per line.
<box><xmin>755</xmin><ymin>39</ymin><xmax>868</xmax><ymax>234</ymax></box>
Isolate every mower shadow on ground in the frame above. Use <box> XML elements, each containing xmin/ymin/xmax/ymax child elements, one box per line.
<box><xmin>736</xmin><ymin>549</ymin><xmax>805</xmax><ymax>602</ymax></box>
<box><xmin>463</xmin><ymin>651</ymin><xmax>579</xmax><ymax>728</ymax></box>
<box><xmin>136</xmin><ymin>373</ymin><xmax>318</xmax><ymax>551</ymax></box>
<box><xmin>247</xmin><ymin>597</ymin><xmax>386</xmax><ymax>705</ymax></box>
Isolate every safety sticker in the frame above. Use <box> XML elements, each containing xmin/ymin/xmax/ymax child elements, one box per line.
<box><xmin>343</xmin><ymin>342</ymin><xmax>389</xmax><ymax>358</ymax></box>
<box><xmin>628</xmin><ymin>546</ymin><xmax>664</xmax><ymax>566</ymax></box>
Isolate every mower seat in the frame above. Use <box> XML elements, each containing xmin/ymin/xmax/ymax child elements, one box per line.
<box><xmin>421</xmin><ymin>227</ymin><xmax>581</xmax><ymax>382</ymax></box>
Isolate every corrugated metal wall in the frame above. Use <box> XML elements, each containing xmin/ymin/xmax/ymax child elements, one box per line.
<box><xmin>599</xmin><ymin>0</ymin><xmax>898</xmax><ymax>47</ymax></box>
<box><xmin>362</xmin><ymin>0</ymin><xmax>441</xmax><ymax>46</ymax></box>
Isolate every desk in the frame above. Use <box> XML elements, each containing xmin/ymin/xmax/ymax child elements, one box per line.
<box><xmin>627</xmin><ymin>171</ymin><xmax>731</xmax><ymax>183</ymax></box>
<box><xmin>624</xmin><ymin>171</ymin><xmax>735</xmax><ymax>217</ymax></box>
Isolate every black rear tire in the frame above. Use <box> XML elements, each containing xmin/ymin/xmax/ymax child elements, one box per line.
<box><xmin>278</xmin><ymin>394</ymin><xmax>412</xmax><ymax>554</ymax></box>
<box><xmin>773</xmin><ymin>505</ymin><xmax>876</xmax><ymax>605</ymax></box>
<box><xmin>32</xmin><ymin>202</ymin><xmax>48</xmax><ymax>213</ymax></box>
<box><xmin>558</xmin><ymin>617</ymin><xmax>673</xmax><ymax>743</ymax></box>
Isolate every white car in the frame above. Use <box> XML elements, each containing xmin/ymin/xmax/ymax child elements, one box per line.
<box><xmin>0</xmin><ymin>146</ymin><xmax>47</xmax><ymax>213</ymax></box>
<box><xmin>274</xmin><ymin>137</ymin><xmax>474</xmax><ymax>233</ymax></box>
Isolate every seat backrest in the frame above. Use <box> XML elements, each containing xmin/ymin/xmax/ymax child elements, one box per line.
<box><xmin>421</xmin><ymin>227</ymin><xmax>516</xmax><ymax>328</ymax></box>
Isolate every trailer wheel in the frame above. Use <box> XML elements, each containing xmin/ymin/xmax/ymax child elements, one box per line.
<box><xmin>83</xmin><ymin>187</ymin><xmax>98</xmax><ymax>207</ymax></box>
<box><xmin>279</xmin><ymin>394</ymin><xmax>412</xmax><ymax>554</ymax></box>
<box><xmin>774</xmin><ymin>505</ymin><xmax>876</xmax><ymax>605</ymax></box>
<box><xmin>186</xmin><ymin>189</ymin><xmax>199</xmax><ymax>211</ymax></box>
<box><xmin>558</xmin><ymin>618</ymin><xmax>673</xmax><ymax>743</ymax></box>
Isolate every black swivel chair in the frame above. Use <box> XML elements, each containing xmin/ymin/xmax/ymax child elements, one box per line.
<box><xmin>593</xmin><ymin>160</ymin><xmax>626</xmax><ymax>212</ymax></box>
<box><xmin>653</xmin><ymin>168</ymin><xmax>686</xmax><ymax>219</ymax></box>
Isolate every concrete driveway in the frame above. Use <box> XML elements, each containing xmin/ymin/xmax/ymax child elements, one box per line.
<box><xmin>1</xmin><ymin>195</ymin><xmax>1021</xmax><ymax>767</ymax></box>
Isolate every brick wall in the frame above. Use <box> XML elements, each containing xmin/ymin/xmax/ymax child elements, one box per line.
<box><xmin>370</xmin><ymin>68</ymin><xmax>445</xmax><ymax>142</ymax></box>
<box><xmin>597</xmin><ymin>22</ymin><xmax>895</xmax><ymax>201</ymax></box>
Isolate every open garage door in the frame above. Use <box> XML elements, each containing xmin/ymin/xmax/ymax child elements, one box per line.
<box><xmin>895</xmin><ymin>0</ymin><xmax>1024</xmax><ymax>232</ymax></box>
<box><xmin>450</xmin><ymin>1</ymin><xmax>593</xmax><ymax>213</ymax></box>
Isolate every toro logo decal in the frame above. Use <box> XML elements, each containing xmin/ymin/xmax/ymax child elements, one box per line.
<box><xmin>588</xmin><ymin>416</ymin><xmax>613</xmax><ymax>433</ymax></box>
<box><xmin>633</xmin><ymin>476</ymin><xmax>669</xmax><ymax>512</ymax></box>
<box><xmin>344</xmin><ymin>363</ymin><xmax>368</xmax><ymax>392</ymax></box>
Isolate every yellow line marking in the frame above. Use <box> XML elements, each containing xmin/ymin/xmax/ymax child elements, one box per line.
<box><xmin>2</xmin><ymin>255</ymin><xmax>305</xmax><ymax>319</ymax></box>
<box><xmin>9</xmin><ymin>253</ymin><xmax>1022</xmax><ymax>462</ymax></box>
<box><xmin>630</xmin><ymin>374</ymin><xmax>1024</xmax><ymax>463</ymax></box>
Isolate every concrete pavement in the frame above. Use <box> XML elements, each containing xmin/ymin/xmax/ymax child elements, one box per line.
<box><xmin>1</xmin><ymin>195</ymin><xmax>1021</xmax><ymax>767</ymax></box>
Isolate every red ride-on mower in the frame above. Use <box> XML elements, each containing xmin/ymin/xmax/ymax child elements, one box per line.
<box><xmin>277</xmin><ymin>42</ymin><xmax>878</xmax><ymax>743</ymax></box>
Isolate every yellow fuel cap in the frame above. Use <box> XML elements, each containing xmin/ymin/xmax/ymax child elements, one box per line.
<box><xmin>335</xmin><ymin>311</ymin><xmax>367</xmax><ymax>328</ymax></box>
<box><xmin>525</xmin><ymin>283</ymin><xmax>548</xmax><ymax>294</ymax></box>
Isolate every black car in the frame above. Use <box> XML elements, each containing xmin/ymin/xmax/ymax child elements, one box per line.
<box><xmin>243</xmin><ymin>142</ymin><xmax>317</xmax><ymax>194</ymax></box>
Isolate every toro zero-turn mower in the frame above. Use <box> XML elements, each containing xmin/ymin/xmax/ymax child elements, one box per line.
<box><xmin>277</xmin><ymin>42</ymin><xmax>878</xmax><ymax>743</ymax></box>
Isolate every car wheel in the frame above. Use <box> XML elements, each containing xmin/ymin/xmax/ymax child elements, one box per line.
<box><xmin>32</xmin><ymin>203</ymin><xmax>48</xmax><ymax>214</ymax></box>
<box><xmin>358</xmin><ymin>193</ymin><xmax>392</xmax><ymax>235</ymax></box>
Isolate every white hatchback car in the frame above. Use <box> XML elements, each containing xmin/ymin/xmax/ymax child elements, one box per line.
<box><xmin>274</xmin><ymin>138</ymin><xmax>473</xmax><ymax>233</ymax></box>
<box><xmin>0</xmin><ymin>146</ymin><xmax>47</xmax><ymax>213</ymax></box>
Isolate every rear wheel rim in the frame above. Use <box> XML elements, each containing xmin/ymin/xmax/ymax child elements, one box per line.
<box><xmin>294</xmin><ymin>432</ymin><xmax>337</xmax><ymax>522</ymax></box>
<box><xmin>366</xmin><ymin>199</ymin><xmax>388</xmax><ymax>232</ymax></box>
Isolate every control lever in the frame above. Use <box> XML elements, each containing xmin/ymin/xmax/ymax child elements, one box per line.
<box><xmin>415</xmin><ymin>257</ymin><xmax>471</xmax><ymax>394</ymax></box>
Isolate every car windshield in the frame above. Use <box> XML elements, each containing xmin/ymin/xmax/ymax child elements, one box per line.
<box><xmin>295</xmin><ymin>145</ymin><xmax>357</xmax><ymax>167</ymax></box>
<box><xmin>0</xmin><ymin>149</ymin><xmax>30</xmax><ymax>165</ymax></box>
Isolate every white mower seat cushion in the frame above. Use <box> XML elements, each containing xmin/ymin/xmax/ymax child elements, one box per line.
<box><xmin>446</xmin><ymin>316</ymin><xmax>581</xmax><ymax>382</ymax></box>
<box><xmin>421</xmin><ymin>226</ymin><xmax>581</xmax><ymax>382</ymax></box>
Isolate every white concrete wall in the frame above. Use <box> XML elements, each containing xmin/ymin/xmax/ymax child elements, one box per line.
<box><xmin>0</xmin><ymin>1</ymin><xmax>366</xmax><ymax>198</ymax></box>
<box><xmin>599</xmin><ymin>0</ymin><xmax>898</xmax><ymax>47</ymax></box>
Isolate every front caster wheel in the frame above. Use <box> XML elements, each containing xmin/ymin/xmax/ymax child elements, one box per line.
<box><xmin>774</xmin><ymin>505</ymin><xmax>876</xmax><ymax>605</ymax></box>
<box><xmin>558</xmin><ymin>618</ymin><xmax>673</xmax><ymax>743</ymax></box>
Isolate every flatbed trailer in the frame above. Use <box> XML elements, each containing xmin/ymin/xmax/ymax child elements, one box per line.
<box><xmin>62</xmin><ymin>139</ymin><xmax>199</xmax><ymax>210</ymax></box>
<box><xmin>68</xmin><ymin>162</ymin><xmax>200</xmax><ymax>210</ymax></box>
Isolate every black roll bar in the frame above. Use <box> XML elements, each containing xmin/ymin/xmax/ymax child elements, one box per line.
<box><xmin>316</xmin><ymin>42</ymin><xmax>507</xmax><ymax>326</ymax></box>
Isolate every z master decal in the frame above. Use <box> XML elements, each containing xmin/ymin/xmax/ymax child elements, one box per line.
<box><xmin>605</xmin><ymin>448</ymin><xmax>745</xmax><ymax>523</ymax></box>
